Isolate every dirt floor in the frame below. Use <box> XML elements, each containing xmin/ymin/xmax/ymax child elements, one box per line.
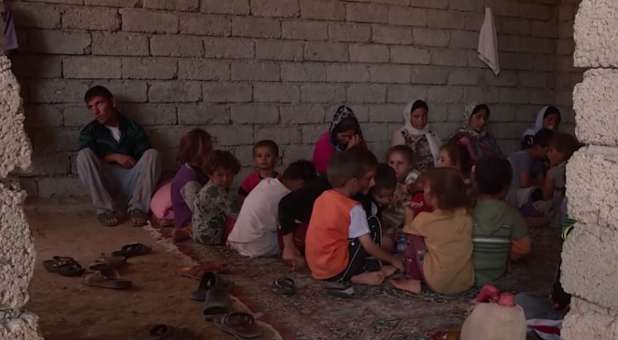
<box><xmin>25</xmin><ymin>199</ymin><xmax>279</xmax><ymax>340</ymax></box>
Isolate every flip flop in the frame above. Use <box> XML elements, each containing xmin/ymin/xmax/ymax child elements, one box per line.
<box><xmin>111</xmin><ymin>243</ymin><xmax>151</xmax><ymax>258</ymax></box>
<box><xmin>272</xmin><ymin>277</ymin><xmax>296</xmax><ymax>296</ymax></box>
<box><xmin>88</xmin><ymin>254</ymin><xmax>127</xmax><ymax>272</ymax></box>
<box><xmin>43</xmin><ymin>256</ymin><xmax>84</xmax><ymax>277</ymax></box>
<box><xmin>191</xmin><ymin>272</ymin><xmax>217</xmax><ymax>302</ymax></box>
<box><xmin>216</xmin><ymin>312</ymin><xmax>263</xmax><ymax>339</ymax></box>
<box><xmin>82</xmin><ymin>269</ymin><xmax>132</xmax><ymax>290</ymax></box>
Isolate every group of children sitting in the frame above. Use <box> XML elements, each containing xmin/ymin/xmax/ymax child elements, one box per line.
<box><xmin>149</xmin><ymin>100</ymin><xmax>580</xmax><ymax>296</ymax></box>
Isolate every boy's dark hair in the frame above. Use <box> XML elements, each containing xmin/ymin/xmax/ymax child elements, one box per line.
<box><xmin>532</xmin><ymin>128</ymin><xmax>555</xmax><ymax>148</ymax></box>
<box><xmin>84</xmin><ymin>85</ymin><xmax>113</xmax><ymax>103</ymax></box>
<box><xmin>177</xmin><ymin>129</ymin><xmax>213</xmax><ymax>171</ymax></box>
<box><xmin>411</xmin><ymin>99</ymin><xmax>428</xmax><ymax>112</ymax></box>
<box><xmin>425</xmin><ymin>168</ymin><xmax>468</xmax><ymax>211</ymax></box>
<box><xmin>549</xmin><ymin>133</ymin><xmax>580</xmax><ymax>160</ymax></box>
<box><xmin>386</xmin><ymin>145</ymin><xmax>415</xmax><ymax>165</ymax></box>
<box><xmin>327</xmin><ymin>147</ymin><xmax>378</xmax><ymax>188</ymax></box>
<box><xmin>475</xmin><ymin>156</ymin><xmax>513</xmax><ymax>195</ymax></box>
<box><xmin>544</xmin><ymin>106</ymin><xmax>561</xmax><ymax>121</ymax></box>
<box><xmin>254</xmin><ymin>140</ymin><xmax>279</xmax><ymax>156</ymax></box>
<box><xmin>373</xmin><ymin>163</ymin><xmax>397</xmax><ymax>191</ymax></box>
<box><xmin>206</xmin><ymin>150</ymin><xmax>241</xmax><ymax>175</ymax></box>
<box><xmin>281</xmin><ymin>160</ymin><xmax>316</xmax><ymax>182</ymax></box>
<box><xmin>441</xmin><ymin>142</ymin><xmax>472</xmax><ymax>178</ymax></box>
<box><xmin>471</xmin><ymin>104</ymin><xmax>490</xmax><ymax>118</ymax></box>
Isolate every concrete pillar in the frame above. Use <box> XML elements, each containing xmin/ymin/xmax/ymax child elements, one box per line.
<box><xmin>562</xmin><ymin>1</ymin><xmax>618</xmax><ymax>338</ymax></box>
<box><xmin>0</xmin><ymin>38</ymin><xmax>43</xmax><ymax>340</ymax></box>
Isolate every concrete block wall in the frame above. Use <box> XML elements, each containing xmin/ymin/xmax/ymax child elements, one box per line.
<box><xmin>7</xmin><ymin>0</ymin><xmax>570</xmax><ymax>197</ymax></box>
<box><xmin>562</xmin><ymin>0</ymin><xmax>618</xmax><ymax>338</ymax></box>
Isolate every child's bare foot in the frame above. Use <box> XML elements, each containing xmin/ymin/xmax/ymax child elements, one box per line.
<box><xmin>380</xmin><ymin>265</ymin><xmax>398</xmax><ymax>278</ymax></box>
<box><xmin>351</xmin><ymin>271</ymin><xmax>385</xmax><ymax>285</ymax></box>
<box><xmin>390</xmin><ymin>278</ymin><xmax>421</xmax><ymax>293</ymax></box>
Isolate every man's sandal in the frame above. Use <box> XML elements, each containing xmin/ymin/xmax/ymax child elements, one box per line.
<box><xmin>97</xmin><ymin>212</ymin><xmax>119</xmax><ymax>227</ymax></box>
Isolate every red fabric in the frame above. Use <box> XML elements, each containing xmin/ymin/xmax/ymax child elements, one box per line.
<box><xmin>410</xmin><ymin>192</ymin><xmax>434</xmax><ymax>217</ymax></box>
<box><xmin>224</xmin><ymin>216</ymin><xmax>236</xmax><ymax>242</ymax></box>
<box><xmin>312</xmin><ymin>132</ymin><xmax>336</xmax><ymax>174</ymax></box>
<box><xmin>239</xmin><ymin>171</ymin><xmax>262</xmax><ymax>196</ymax></box>
<box><xmin>403</xmin><ymin>233</ymin><xmax>427</xmax><ymax>281</ymax></box>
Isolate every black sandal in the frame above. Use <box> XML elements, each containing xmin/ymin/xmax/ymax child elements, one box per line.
<box><xmin>272</xmin><ymin>277</ymin><xmax>296</xmax><ymax>296</ymax></box>
<box><xmin>111</xmin><ymin>243</ymin><xmax>151</xmax><ymax>258</ymax></box>
<box><xmin>43</xmin><ymin>256</ymin><xmax>84</xmax><ymax>277</ymax></box>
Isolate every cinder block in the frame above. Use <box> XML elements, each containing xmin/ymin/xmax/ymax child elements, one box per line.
<box><xmin>428</xmin><ymin>86</ymin><xmax>463</xmax><ymax>103</ymax></box>
<box><xmin>177</xmin><ymin>104</ymin><xmax>230</xmax><ymax>125</ymax></box>
<box><xmin>281</xmin><ymin>63</ymin><xmax>326</xmax><ymax>82</ymax></box>
<box><xmin>305</xmin><ymin>42</ymin><xmax>348</xmax><ymax>62</ymax></box>
<box><xmin>208</xmin><ymin>125</ymin><xmax>254</xmax><ymax>146</ymax></box>
<box><xmin>118</xmin><ymin>103</ymin><xmax>177</xmax><ymax>126</ymax></box>
<box><xmin>369</xmin><ymin>104</ymin><xmax>403</xmax><ymax>122</ymax></box>
<box><xmin>463</xmin><ymin>87</ymin><xmax>500</xmax><ymax>104</ymax></box>
<box><xmin>256</xmin><ymin>40</ymin><xmax>304</xmax><ymax>61</ymax></box>
<box><xmin>328</xmin><ymin>23</ymin><xmax>371</xmax><ymax>42</ymax></box>
<box><xmin>231</xmin><ymin>17</ymin><xmax>281</xmax><ymax>38</ymax></box>
<box><xmin>349</xmin><ymin>44</ymin><xmax>389</xmax><ymax>63</ymax></box>
<box><xmin>27</xmin><ymin>30</ymin><xmax>90</xmax><ymax>55</ymax></box>
<box><xmin>146</xmin><ymin>126</ymin><xmax>185</xmax><ymax>149</ymax></box>
<box><xmin>30</xmin><ymin>127</ymin><xmax>79</xmax><ymax>152</ymax></box>
<box><xmin>426</xmin><ymin>9</ymin><xmax>464</xmax><ymax>29</ymax></box>
<box><xmin>148</xmin><ymin>81</ymin><xmax>201</xmax><ymax>102</ymax></box>
<box><xmin>346</xmin><ymin>3</ymin><xmax>388</xmax><ymax>23</ymax></box>
<box><xmin>231</xmin><ymin>104</ymin><xmax>279</xmax><ymax>124</ymax></box>
<box><xmin>562</xmin><ymin>298</ymin><xmax>618</xmax><ymax>340</ymax></box>
<box><xmin>255</xmin><ymin>126</ymin><xmax>301</xmax><ymax>145</ymax></box>
<box><xmin>203</xmin><ymin>82</ymin><xmax>252</xmax><ymax>103</ymax></box>
<box><xmin>11</xmin><ymin>2</ymin><xmax>60</xmax><ymax>29</ymax></box>
<box><xmin>369</xmin><ymin>65</ymin><xmax>410</xmax><ymax>84</ymax></box>
<box><xmin>93</xmin><ymin>32</ymin><xmax>149</xmax><ymax>56</ymax></box>
<box><xmin>252</xmin><ymin>0</ymin><xmax>300</xmax><ymax>17</ymax></box>
<box><xmin>347</xmin><ymin>84</ymin><xmax>386</xmax><ymax>103</ymax></box>
<box><xmin>449</xmin><ymin>30</ymin><xmax>477</xmax><ymax>49</ymax></box>
<box><xmin>483</xmin><ymin>70</ymin><xmax>518</xmax><ymax>87</ymax></box>
<box><xmin>388</xmin><ymin>7</ymin><xmax>427</xmax><ymax>27</ymax></box>
<box><xmin>282</xmin><ymin>21</ymin><xmax>328</xmax><ymax>41</ymax></box>
<box><xmin>122</xmin><ymin>58</ymin><xmax>177</xmax><ymax>80</ymax></box>
<box><xmin>282</xmin><ymin>144</ymin><xmax>313</xmax><ymax>163</ymax></box>
<box><xmin>562</xmin><ymin>225</ymin><xmax>618</xmax><ymax>309</ymax></box>
<box><xmin>301</xmin><ymin>124</ymin><xmax>329</xmax><ymax>144</ymax></box>
<box><xmin>448</xmin><ymin>69</ymin><xmax>479</xmax><ymax>85</ymax></box>
<box><xmin>178</xmin><ymin>59</ymin><xmax>229</xmax><ymax>80</ymax></box>
<box><xmin>390</xmin><ymin>46</ymin><xmax>430</xmax><ymax>64</ymax></box>
<box><xmin>28</xmin><ymin>151</ymin><xmax>69</xmax><ymax>176</ymax></box>
<box><xmin>120</xmin><ymin>9</ymin><xmax>178</xmax><ymax>33</ymax></box>
<box><xmin>28</xmin><ymin>79</ymin><xmax>90</xmax><ymax>104</ymax></box>
<box><xmin>299</xmin><ymin>0</ymin><xmax>345</xmax><ymax>20</ymax></box>
<box><xmin>409</xmin><ymin>0</ymin><xmax>448</xmax><ymax>9</ymax></box>
<box><xmin>430</xmin><ymin>49</ymin><xmax>468</xmax><ymax>66</ymax></box>
<box><xmin>179</xmin><ymin>14</ymin><xmax>231</xmax><ymax>36</ymax></box>
<box><xmin>254</xmin><ymin>83</ymin><xmax>300</xmax><ymax>103</ymax></box>
<box><xmin>387</xmin><ymin>84</ymin><xmax>428</xmax><ymax>103</ymax></box>
<box><xmin>358</xmin><ymin>123</ymin><xmax>389</xmax><ymax>143</ymax></box>
<box><xmin>573</xmin><ymin>69</ymin><xmax>618</xmax><ymax>146</ymax></box>
<box><xmin>326</xmin><ymin>64</ymin><xmax>369</xmax><ymax>83</ymax></box>
<box><xmin>144</xmin><ymin>0</ymin><xmax>199</xmax><ymax>11</ymax></box>
<box><xmin>92</xmin><ymin>80</ymin><xmax>148</xmax><ymax>103</ymax></box>
<box><xmin>150</xmin><ymin>35</ymin><xmax>203</xmax><ymax>57</ymax></box>
<box><xmin>373</xmin><ymin>25</ymin><xmax>412</xmax><ymax>45</ymax></box>
<box><xmin>411</xmin><ymin>65</ymin><xmax>449</xmax><ymax>84</ymax></box>
<box><xmin>450</xmin><ymin>0</ymin><xmax>483</xmax><ymax>12</ymax></box>
<box><xmin>497</xmin><ymin>18</ymin><xmax>531</xmax><ymax>36</ymax></box>
<box><xmin>85</xmin><ymin>0</ymin><xmax>139</xmax><ymax>5</ymax></box>
<box><xmin>201</xmin><ymin>0</ymin><xmax>250</xmax><ymax>14</ymax></box>
<box><xmin>23</xmin><ymin>104</ymin><xmax>63</xmax><ymax>128</ymax></box>
<box><xmin>63</xmin><ymin>7</ymin><xmax>120</xmax><ymax>30</ymax></box>
<box><xmin>231</xmin><ymin>62</ymin><xmax>280</xmax><ymax>81</ymax></box>
<box><xmin>413</xmin><ymin>28</ymin><xmax>449</xmax><ymax>47</ymax></box>
<box><xmin>64</xmin><ymin>57</ymin><xmax>121</xmax><ymax>79</ymax></box>
<box><xmin>11</xmin><ymin>55</ymin><xmax>62</xmax><ymax>78</ymax></box>
<box><xmin>37</xmin><ymin>175</ymin><xmax>86</xmax><ymax>198</ymax></box>
<box><xmin>300</xmin><ymin>84</ymin><xmax>345</xmax><ymax>103</ymax></box>
<box><xmin>518</xmin><ymin>72</ymin><xmax>548</xmax><ymax>88</ymax></box>
<box><xmin>279</xmin><ymin>104</ymin><xmax>324</xmax><ymax>124</ymax></box>
<box><xmin>204</xmin><ymin>38</ymin><xmax>254</xmax><ymax>59</ymax></box>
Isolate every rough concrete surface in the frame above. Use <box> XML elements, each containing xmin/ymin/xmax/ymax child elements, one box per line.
<box><xmin>0</xmin><ymin>312</ymin><xmax>43</xmax><ymax>340</ymax></box>
<box><xmin>574</xmin><ymin>0</ymin><xmax>618</xmax><ymax>68</ymax></box>
<box><xmin>562</xmin><ymin>297</ymin><xmax>618</xmax><ymax>340</ymax></box>
<box><xmin>573</xmin><ymin>69</ymin><xmax>618</xmax><ymax>146</ymax></box>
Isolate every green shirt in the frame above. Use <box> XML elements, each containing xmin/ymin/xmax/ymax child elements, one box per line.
<box><xmin>472</xmin><ymin>199</ymin><xmax>528</xmax><ymax>286</ymax></box>
<box><xmin>79</xmin><ymin>114</ymin><xmax>151</xmax><ymax>160</ymax></box>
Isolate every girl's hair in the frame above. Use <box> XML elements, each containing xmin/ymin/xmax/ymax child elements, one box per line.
<box><xmin>177</xmin><ymin>129</ymin><xmax>213</xmax><ymax>171</ymax></box>
<box><xmin>411</xmin><ymin>99</ymin><xmax>429</xmax><ymax>113</ymax></box>
<box><xmin>425</xmin><ymin>168</ymin><xmax>468</xmax><ymax>211</ymax></box>
<box><xmin>440</xmin><ymin>142</ymin><xmax>472</xmax><ymax>178</ymax></box>
<box><xmin>332</xmin><ymin>116</ymin><xmax>362</xmax><ymax>137</ymax></box>
<box><xmin>386</xmin><ymin>145</ymin><xmax>415</xmax><ymax>165</ymax></box>
<box><xmin>254</xmin><ymin>139</ymin><xmax>279</xmax><ymax>157</ymax></box>
<box><xmin>471</xmin><ymin>104</ymin><xmax>490</xmax><ymax>118</ymax></box>
<box><xmin>205</xmin><ymin>150</ymin><xmax>241</xmax><ymax>176</ymax></box>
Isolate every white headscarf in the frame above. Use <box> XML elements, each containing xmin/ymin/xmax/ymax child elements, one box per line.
<box><xmin>394</xmin><ymin>101</ymin><xmax>441</xmax><ymax>166</ymax></box>
<box><xmin>522</xmin><ymin>106</ymin><xmax>550</xmax><ymax>138</ymax></box>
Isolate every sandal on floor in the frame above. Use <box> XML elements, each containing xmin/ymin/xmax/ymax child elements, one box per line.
<box><xmin>88</xmin><ymin>254</ymin><xmax>127</xmax><ymax>272</ymax></box>
<box><xmin>97</xmin><ymin>212</ymin><xmax>120</xmax><ymax>227</ymax></box>
<box><xmin>326</xmin><ymin>285</ymin><xmax>356</xmax><ymax>299</ymax></box>
<box><xmin>43</xmin><ymin>256</ymin><xmax>84</xmax><ymax>277</ymax></box>
<box><xmin>272</xmin><ymin>277</ymin><xmax>296</xmax><ymax>296</ymax></box>
<box><xmin>129</xmin><ymin>209</ymin><xmax>148</xmax><ymax>227</ymax></box>
<box><xmin>82</xmin><ymin>268</ymin><xmax>132</xmax><ymax>290</ymax></box>
<box><xmin>192</xmin><ymin>272</ymin><xmax>217</xmax><ymax>301</ymax></box>
<box><xmin>149</xmin><ymin>324</ymin><xmax>197</xmax><ymax>340</ymax></box>
<box><xmin>111</xmin><ymin>243</ymin><xmax>151</xmax><ymax>258</ymax></box>
<box><xmin>216</xmin><ymin>312</ymin><xmax>263</xmax><ymax>339</ymax></box>
<box><xmin>202</xmin><ymin>275</ymin><xmax>232</xmax><ymax>317</ymax></box>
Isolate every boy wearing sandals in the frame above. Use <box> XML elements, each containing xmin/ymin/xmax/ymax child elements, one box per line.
<box><xmin>306</xmin><ymin>149</ymin><xmax>403</xmax><ymax>285</ymax></box>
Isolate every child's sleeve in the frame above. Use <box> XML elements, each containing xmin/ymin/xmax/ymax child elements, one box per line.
<box><xmin>180</xmin><ymin>181</ymin><xmax>202</xmax><ymax>213</ymax></box>
<box><xmin>402</xmin><ymin>212</ymin><xmax>427</xmax><ymax>236</ymax></box>
<box><xmin>348</xmin><ymin>205</ymin><xmax>370</xmax><ymax>239</ymax></box>
<box><xmin>543</xmin><ymin>168</ymin><xmax>556</xmax><ymax>200</ymax></box>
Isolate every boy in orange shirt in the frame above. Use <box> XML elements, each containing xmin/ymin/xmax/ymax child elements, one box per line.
<box><xmin>306</xmin><ymin>149</ymin><xmax>403</xmax><ymax>285</ymax></box>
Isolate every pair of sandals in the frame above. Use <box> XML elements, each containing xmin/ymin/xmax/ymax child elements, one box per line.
<box><xmin>43</xmin><ymin>256</ymin><xmax>85</xmax><ymax>277</ymax></box>
<box><xmin>83</xmin><ymin>243</ymin><xmax>151</xmax><ymax>289</ymax></box>
<box><xmin>191</xmin><ymin>272</ymin><xmax>263</xmax><ymax>339</ymax></box>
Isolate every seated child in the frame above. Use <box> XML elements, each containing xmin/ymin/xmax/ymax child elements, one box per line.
<box><xmin>306</xmin><ymin>151</ymin><xmax>403</xmax><ymax>285</ymax></box>
<box><xmin>451</xmin><ymin>104</ymin><xmax>504</xmax><ymax>163</ymax></box>
<box><xmin>359</xmin><ymin>164</ymin><xmax>398</xmax><ymax>251</ymax></box>
<box><xmin>382</xmin><ymin>145</ymin><xmax>419</xmax><ymax>230</ymax></box>
<box><xmin>227</xmin><ymin>161</ymin><xmax>316</xmax><ymax>258</ymax></box>
<box><xmin>238</xmin><ymin>140</ymin><xmax>279</xmax><ymax>201</ymax></box>
<box><xmin>192</xmin><ymin>150</ymin><xmax>241</xmax><ymax>245</ymax></box>
<box><xmin>473</xmin><ymin>157</ymin><xmax>531</xmax><ymax>286</ymax></box>
<box><xmin>393</xmin><ymin>168</ymin><xmax>474</xmax><ymax>294</ymax></box>
<box><xmin>543</xmin><ymin>133</ymin><xmax>580</xmax><ymax>227</ymax></box>
<box><xmin>170</xmin><ymin>129</ymin><xmax>212</xmax><ymax>241</ymax></box>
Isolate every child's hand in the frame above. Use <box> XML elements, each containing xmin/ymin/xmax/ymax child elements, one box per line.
<box><xmin>391</xmin><ymin>257</ymin><xmax>404</xmax><ymax>272</ymax></box>
<box><xmin>346</xmin><ymin>134</ymin><xmax>362</xmax><ymax>150</ymax></box>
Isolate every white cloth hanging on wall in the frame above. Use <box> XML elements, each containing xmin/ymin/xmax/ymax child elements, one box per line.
<box><xmin>478</xmin><ymin>7</ymin><xmax>500</xmax><ymax>76</ymax></box>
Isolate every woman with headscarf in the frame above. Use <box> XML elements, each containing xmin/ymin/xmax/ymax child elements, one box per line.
<box><xmin>312</xmin><ymin>105</ymin><xmax>364</xmax><ymax>174</ymax></box>
<box><xmin>521</xmin><ymin>106</ymin><xmax>561</xmax><ymax>150</ymax></box>
<box><xmin>450</xmin><ymin>104</ymin><xmax>503</xmax><ymax>163</ymax></box>
<box><xmin>391</xmin><ymin>100</ymin><xmax>441</xmax><ymax>172</ymax></box>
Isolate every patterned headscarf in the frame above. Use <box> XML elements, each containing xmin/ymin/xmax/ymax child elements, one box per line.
<box><xmin>328</xmin><ymin>105</ymin><xmax>356</xmax><ymax>135</ymax></box>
